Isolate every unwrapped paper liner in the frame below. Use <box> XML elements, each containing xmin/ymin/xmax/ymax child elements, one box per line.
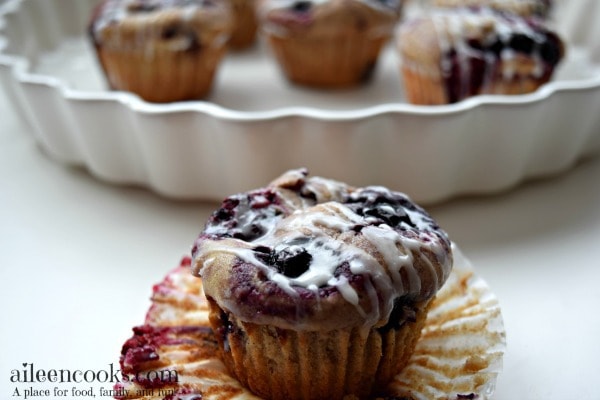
<box><xmin>114</xmin><ymin>244</ymin><xmax>506</xmax><ymax>400</ymax></box>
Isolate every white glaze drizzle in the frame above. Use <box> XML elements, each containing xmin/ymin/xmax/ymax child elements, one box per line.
<box><xmin>429</xmin><ymin>6</ymin><xmax>550</xmax><ymax>94</ymax></box>
<box><xmin>432</xmin><ymin>0</ymin><xmax>551</xmax><ymax>17</ymax></box>
<box><xmin>257</xmin><ymin>0</ymin><xmax>402</xmax><ymax>38</ymax></box>
<box><xmin>259</xmin><ymin>0</ymin><xmax>403</xmax><ymax>14</ymax></box>
<box><xmin>198</xmin><ymin>193</ymin><xmax>451</xmax><ymax>327</ymax></box>
<box><xmin>91</xmin><ymin>0</ymin><xmax>228</xmax><ymax>52</ymax></box>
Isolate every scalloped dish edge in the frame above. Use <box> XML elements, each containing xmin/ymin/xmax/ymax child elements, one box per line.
<box><xmin>1</xmin><ymin>0</ymin><xmax>600</xmax><ymax>204</ymax></box>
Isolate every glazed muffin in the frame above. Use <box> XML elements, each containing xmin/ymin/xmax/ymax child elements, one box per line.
<box><xmin>228</xmin><ymin>0</ymin><xmax>260</xmax><ymax>49</ymax></box>
<box><xmin>256</xmin><ymin>0</ymin><xmax>404</xmax><ymax>88</ymax></box>
<box><xmin>89</xmin><ymin>0</ymin><xmax>233</xmax><ymax>103</ymax></box>
<box><xmin>429</xmin><ymin>0</ymin><xmax>553</xmax><ymax>18</ymax></box>
<box><xmin>397</xmin><ymin>6</ymin><xmax>565</xmax><ymax>105</ymax></box>
<box><xmin>191</xmin><ymin>169</ymin><xmax>453</xmax><ymax>400</ymax></box>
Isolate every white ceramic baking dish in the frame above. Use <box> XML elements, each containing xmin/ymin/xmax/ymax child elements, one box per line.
<box><xmin>1</xmin><ymin>0</ymin><xmax>599</xmax><ymax>204</ymax></box>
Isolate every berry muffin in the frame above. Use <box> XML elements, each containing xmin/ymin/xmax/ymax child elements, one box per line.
<box><xmin>88</xmin><ymin>0</ymin><xmax>233</xmax><ymax>103</ymax></box>
<box><xmin>396</xmin><ymin>6</ymin><xmax>565</xmax><ymax>104</ymax></box>
<box><xmin>191</xmin><ymin>169</ymin><xmax>454</xmax><ymax>400</ymax></box>
<box><xmin>256</xmin><ymin>0</ymin><xmax>404</xmax><ymax>88</ymax></box>
<box><xmin>430</xmin><ymin>0</ymin><xmax>553</xmax><ymax>18</ymax></box>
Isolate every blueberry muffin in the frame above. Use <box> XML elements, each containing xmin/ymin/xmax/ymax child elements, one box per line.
<box><xmin>256</xmin><ymin>0</ymin><xmax>404</xmax><ymax>88</ymax></box>
<box><xmin>396</xmin><ymin>6</ymin><xmax>564</xmax><ymax>104</ymax></box>
<box><xmin>89</xmin><ymin>0</ymin><xmax>233</xmax><ymax>102</ymax></box>
<box><xmin>191</xmin><ymin>169</ymin><xmax>453</xmax><ymax>400</ymax></box>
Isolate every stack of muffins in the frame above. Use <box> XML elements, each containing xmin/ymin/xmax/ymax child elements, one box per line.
<box><xmin>88</xmin><ymin>0</ymin><xmax>565</xmax><ymax>104</ymax></box>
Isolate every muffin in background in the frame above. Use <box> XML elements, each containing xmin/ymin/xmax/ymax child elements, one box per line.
<box><xmin>396</xmin><ymin>6</ymin><xmax>565</xmax><ymax>105</ymax></box>
<box><xmin>429</xmin><ymin>0</ymin><xmax>553</xmax><ymax>18</ymax></box>
<box><xmin>257</xmin><ymin>0</ymin><xmax>404</xmax><ymax>88</ymax></box>
<box><xmin>89</xmin><ymin>0</ymin><xmax>233</xmax><ymax>103</ymax></box>
<box><xmin>228</xmin><ymin>0</ymin><xmax>259</xmax><ymax>49</ymax></box>
<box><xmin>191</xmin><ymin>169</ymin><xmax>454</xmax><ymax>400</ymax></box>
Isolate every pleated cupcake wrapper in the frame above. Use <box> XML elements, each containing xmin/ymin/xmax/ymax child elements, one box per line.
<box><xmin>207</xmin><ymin>301</ymin><xmax>429</xmax><ymax>400</ymax></box>
<box><xmin>400</xmin><ymin>55</ymin><xmax>551</xmax><ymax>104</ymax></box>
<box><xmin>115</xmin><ymin>243</ymin><xmax>505</xmax><ymax>400</ymax></box>
<box><xmin>97</xmin><ymin>45</ymin><xmax>227</xmax><ymax>103</ymax></box>
<box><xmin>228</xmin><ymin>0</ymin><xmax>259</xmax><ymax>49</ymax></box>
<box><xmin>399</xmin><ymin>60</ymin><xmax>449</xmax><ymax>105</ymax></box>
<box><xmin>266</xmin><ymin>34</ymin><xmax>390</xmax><ymax>88</ymax></box>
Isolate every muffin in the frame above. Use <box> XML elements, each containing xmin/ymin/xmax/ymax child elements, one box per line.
<box><xmin>190</xmin><ymin>169</ymin><xmax>454</xmax><ymax>400</ymax></box>
<box><xmin>114</xmin><ymin>247</ymin><xmax>506</xmax><ymax>399</ymax></box>
<box><xmin>228</xmin><ymin>0</ymin><xmax>259</xmax><ymax>49</ymax></box>
<box><xmin>88</xmin><ymin>0</ymin><xmax>233</xmax><ymax>103</ymax></box>
<box><xmin>397</xmin><ymin>6</ymin><xmax>565</xmax><ymax>105</ymax></box>
<box><xmin>256</xmin><ymin>0</ymin><xmax>404</xmax><ymax>88</ymax></box>
<box><xmin>429</xmin><ymin>0</ymin><xmax>553</xmax><ymax>18</ymax></box>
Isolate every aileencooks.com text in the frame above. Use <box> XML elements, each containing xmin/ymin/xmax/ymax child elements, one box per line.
<box><xmin>9</xmin><ymin>362</ymin><xmax>178</xmax><ymax>385</ymax></box>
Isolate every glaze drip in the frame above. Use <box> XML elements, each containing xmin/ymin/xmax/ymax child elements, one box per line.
<box><xmin>257</xmin><ymin>0</ymin><xmax>404</xmax><ymax>38</ymax></box>
<box><xmin>90</xmin><ymin>0</ymin><xmax>231</xmax><ymax>52</ymax></box>
<box><xmin>192</xmin><ymin>170</ymin><xmax>453</xmax><ymax>330</ymax></box>
<box><xmin>428</xmin><ymin>7</ymin><xmax>563</xmax><ymax>102</ymax></box>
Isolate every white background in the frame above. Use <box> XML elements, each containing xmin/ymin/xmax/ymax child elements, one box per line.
<box><xmin>1</xmin><ymin>84</ymin><xmax>600</xmax><ymax>400</ymax></box>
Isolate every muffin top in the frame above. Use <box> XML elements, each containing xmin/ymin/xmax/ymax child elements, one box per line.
<box><xmin>89</xmin><ymin>0</ymin><xmax>233</xmax><ymax>51</ymax></box>
<box><xmin>191</xmin><ymin>169</ymin><xmax>453</xmax><ymax>331</ymax></box>
<box><xmin>397</xmin><ymin>7</ymin><xmax>564</xmax><ymax>78</ymax></box>
<box><xmin>257</xmin><ymin>0</ymin><xmax>403</xmax><ymax>38</ymax></box>
<box><xmin>430</xmin><ymin>0</ymin><xmax>553</xmax><ymax>18</ymax></box>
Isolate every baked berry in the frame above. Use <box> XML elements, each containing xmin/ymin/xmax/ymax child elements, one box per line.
<box><xmin>540</xmin><ymin>33</ymin><xmax>562</xmax><ymax>65</ymax></box>
<box><xmin>254</xmin><ymin>240</ymin><xmax>314</xmax><ymax>278</ymax></box>
<box><xmin>378</xmin><ymin>296</ymin><xmax>418</xmax><ymax>332</ymax></box>
<box><xmin>272</xmin><ymin>246</ymin><xmax>312</xmax><ymax>278</ymax></box>
<box><xmin>291</xmin><ymin>0</ymin><xmax>312</xmax><ymax>12</ymax></box>
<box><xmin>467</xmin><ymin>38</ymin><xmax>484</xmax><ymax>51</ymax></box>
<box><xmin>487</xmin><ymin>38</ymin><xmax>504</xmax><ymax>55</ymax></box>
<box><xmin>508</xmin><ymin>33</ymin><xmax>535</xmax><ymax>54</ymax></box>
<box><xmin>345</xmin><ymin>188</ymin><xmax>415</xmax><ymax>229</ymax></box>
<box><xmin>204</xmin><ymin>190</ymin><xmax>284</xmax><ymax>241</ymax></box>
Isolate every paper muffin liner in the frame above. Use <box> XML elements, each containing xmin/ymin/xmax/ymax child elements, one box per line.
<box><xmin>265</xmin><ymin>34</ymin><xmax>391</xmax><ymax>88</ymax></box>
<box><xmin>96</xmin><ymin>45</ymin><xmax>228</xmax><ymax>103</ymax></box>
<box><xmin>400</xmin><ymin>59</ymin><xmax>552</xmax><ymax>105</ymax></box>
<box><xmin>399</xmin><ymin>60</ymin><xmax>449</xmax><ymax>105</ymax></box>
<box><xmin>204</xmin><ymin>298</ymin><xmax>431</xmax><ymax>400</ymax></box>
<box><xmin>114</xmin><ymin>244</ymin><xmax>505</xmax><ymax>400</ymax></box>
<box><xmin>228</xmin><ymin>0</ymin><xmax>259</xmax><ymax>49</ymax></box>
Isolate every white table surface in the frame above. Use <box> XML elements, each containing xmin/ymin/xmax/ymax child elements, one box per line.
<box><xmin>1</xmin><ymin>84</ymin><xmax>599</xmax><ymax>400</ymax></box>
